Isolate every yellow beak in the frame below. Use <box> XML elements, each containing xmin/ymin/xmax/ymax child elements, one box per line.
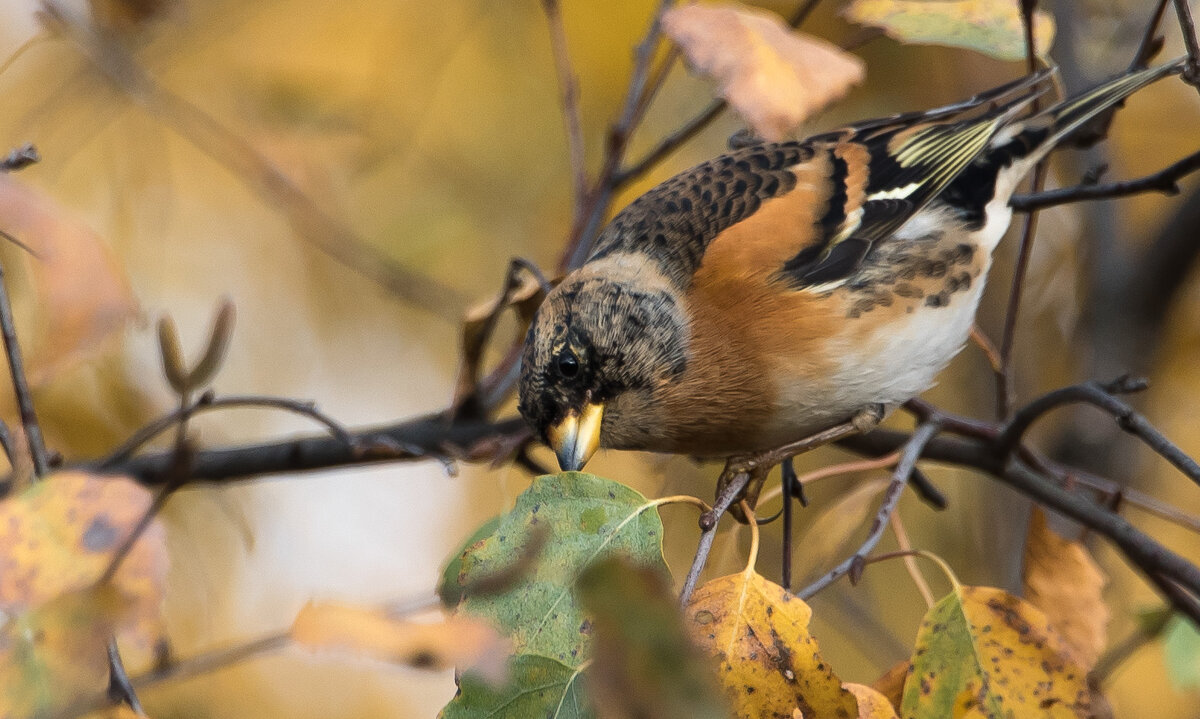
<box><xmin>547</xmin><ymin>402</ymin><xmax>604</xmax><ymax>472</ymax></box>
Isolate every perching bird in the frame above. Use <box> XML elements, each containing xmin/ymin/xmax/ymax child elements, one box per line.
<box><xmin>519</xmin><ymin>60</ymin><xmax>1185</xmax><ymax>476</ymax></box>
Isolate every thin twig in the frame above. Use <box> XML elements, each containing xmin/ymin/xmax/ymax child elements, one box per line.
<box><xmin>799</xmin><ymin>421</ymin><xmax>941</xmax><ymax>599</ymax></box>
<box><xmin>60</xmin><ymin>633</ymin><xmax>290</xmax><ymax>718</ymax></box>
<box><xmin>890</xmin><ymin>513</ymin><xmax>935</xmax><ymax>607</ymax></box>
<box><xmin>98</xmin><ymin>394</ymin><xmax>356</xmax><ymax>468</ymax></box>
<box><xmin>541</xmin><ymin>0</ymin><xmax>588</xmax><ymax>222</ymax></box>
<box><xmin>997</xmin><ymin>379</ymin><xmax>1200</xmax><ymax>488</ymax></box>
<box><xmin>0</xmin><ymin>265</ymin><xmax>48</xmax><ymax>477</ymax></box>
<box><xmin>1131</xmin><ymin>0</ymin><xmax>1172</xmax><ymax>70</ymax></box>
<box><xmin>1173</xmin><ymin>0</ymin><xmax>1200</xmax><ymax>86</ymax></box>
<box><xmin>105</xmin><ymin>639</ymin><xmax>144</xmax><ymax>715</ymax></box>
<box><xmin>841</xmin><ymin>429</ymin><xmax>1200</xmax><ymax>618</ymax></box>
<box><xmin>997</xmin><ymin>160</ymin><xmax>1049</xmax><ymax>419</ymax></box>
<box><xmin>679</xmin><ymin>470</ymin><xmax>749</xmax><ymax>606</ymax></box>
<box><xmin>1011</xmin><ymin>149</ymin><xmax>1200</xmax><ymax>211</ymax></box>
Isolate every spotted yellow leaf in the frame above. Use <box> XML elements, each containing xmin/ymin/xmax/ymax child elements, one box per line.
<box><xmin>686</xmin><ymin>571</ymin><xmax>858</xmax><ymax>719</ymax></box>
<box><xmin>902</xmin><ymin>586</ymin><xmax>1091</xmax><ymax>718</ymax></box>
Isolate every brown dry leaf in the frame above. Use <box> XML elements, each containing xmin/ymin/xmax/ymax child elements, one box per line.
<box><xmin>451</xmin><ymin>267</ymin><xmax>548</xmax><ymax>410</ymax></box>
<box><xmin>845</xmin><ymin>683</ymin><xmax>900</xmax><ymax>718</ymax></box>
<box><xmin>663</xmin><ymin>3</ymin><xmax>865</xmax><ymax>141</ymax></box>
<box><xmin>845</xmin><ymin>0</ymin><xmax>1055</xmax><ymax>62</ymax></box>
<box><xmin>1022</xmin><ymin>508</ymin><xmax>1109</xmax><ymax>671</ymax></box>
<box><xmin>686</xmin><ymin>570</ymin><xmax>858</xmax><ymax>719</ymax></box>
<box><xmin>0</xmin><ymin>471</ymin><xmax>166</xmax><ymax>718</ymax></box>
<box><xmin>870</xmin><ymin>660</ymin><xmax>909</xmax><ymax>711</ymax></box>
<box><xmin>291</xmin><ymin>601</ymin><xmax>510</xmax><ymax>684</ymax></box>
<box><xmin>0</xmin><ymin>175</ymin><xmax>138</xmax><ymax>387</ymax></box>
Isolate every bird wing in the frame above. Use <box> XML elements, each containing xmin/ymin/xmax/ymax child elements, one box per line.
<box><xmin>587</xmin><ymin>70</ymin><xmax>1054</xmax><ymax>292</ymax></box>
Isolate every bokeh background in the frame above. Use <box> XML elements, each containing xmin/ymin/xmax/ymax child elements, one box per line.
<box><xmin>0</xmin><ymin>0</ymin><xmax>1198</xmax><ymax>715</ymax></box>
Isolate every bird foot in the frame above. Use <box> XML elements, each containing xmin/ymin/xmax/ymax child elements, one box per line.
<box><xmin>716</xmin><ymin>404</ymin><xmax>886</xmax><ymax>524</ymax></box>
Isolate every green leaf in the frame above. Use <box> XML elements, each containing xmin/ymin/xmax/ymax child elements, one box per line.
<box><xmin>458</xmin><ymin>472</ymin><xmax>667</xmax><ymax>667</ymax></box>
<box><xmin>440</xmin><ymin>653</ymin><xmax>592</xmax><ymax>719</ymax></box>
<box><xmin>438</xmin><ymin>515</ymin><xmax>502</xmax><ymax>608</ymax></box>
<box><xmin>578</xmin><ymin>558</ymin><xmax>729</xmax><ymax>719</ymax></box>
<box><xmin>1164</xmin><ymin>615</ymin><xmax>1200</xmax><ymax>690</ymax></box>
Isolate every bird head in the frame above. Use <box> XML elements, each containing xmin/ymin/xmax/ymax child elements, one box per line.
<box><xmin>518</xmin><ymin>260</ymin><xmax>689</xmax><ymax>472</ymax></box>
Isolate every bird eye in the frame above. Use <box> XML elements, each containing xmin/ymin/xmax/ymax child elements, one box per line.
<box><xmin>556</xmin><ymin>350</ymin><xmax>581</xmax><ymax>379</ymax></box>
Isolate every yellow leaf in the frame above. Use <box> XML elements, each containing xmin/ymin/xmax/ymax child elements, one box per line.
<box><xmin>686</xmin><ymin>571</ymin><xmax>858</xmax><ymax>719</ymax></box>
<box><xmin>1022</xmin><ymin>508</ymin><xmax>1109</xmax><ymax>671</ymax></box>
<box><xmin>845</xmin><ymin>0</ymin><xmax>1055</xmax><ymax>62</ymax></box>
<box><xmin>0</xmin><ymin>585</ymin><xmax>132</xmax><ymax>718</ymax></box>
<box><xmin>901</xmin><ymin>586</ymin><xmax>1091</xmax><ymax>718</ymax></box>
<box><xmin>291</xmin><ymin>601</ymin><xmax>510</xmax><ymax>684</ymax></box>
<box><xmin>845</xmin><ymin>683</ymin><xmax>900</xmax><ymax>718</ymax></box>
<box><xmin>0</xmin><ymin>471</ymin><xmax>166</xmax><ymax>643</ymax></box>
<box><xmin>663</xmin><ymin>2</ymin><xmax>865</xmax><ymax>141</ymax></box>
<box><xmin>0</xmin><ymin>176</ymin><xmax>138</xmax><ymax>387</ymax></box>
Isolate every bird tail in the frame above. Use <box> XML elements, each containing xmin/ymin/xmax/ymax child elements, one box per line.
<box><xmin>1005</xmin><ymin>58</ymin><xmax>1186</xmax><ymax>163</ymax></box>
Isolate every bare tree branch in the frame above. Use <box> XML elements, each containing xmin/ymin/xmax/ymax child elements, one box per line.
<box><xmin>1011</xmin><ymin>148</ymin><xmax>1200</xmax><ymax>211</ymax></box>
<box><xmin>0</xmin><ymin>265</ymin><xmax>48</xmax><ymax>477</ymax></box>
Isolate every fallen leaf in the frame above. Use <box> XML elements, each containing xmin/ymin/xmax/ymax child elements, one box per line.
<box><xmin>457</xmin><ymin>472</ymin><xmax>668</xmax><ymax>667</ymax></box>
<box><xmin>0</xmin><ymin>176</ymin><xmax>138</xmax><ymax>387</ymax></box>
<box><xmin>686</xmin><ymin>570</ymin><xmax>858</xmax><ymax>719</ymax></box>
<box><xmin>845</xmin><ymin>0</ymin><xmax>1055</xmax><ymax>62</ymax></box>
<box><xmin>663</xmin><ymin>3</ymin><xmax>865</xmax><ymax>141</ymax></box>
<box><xmin>292</xmin><ymin>602</ymin><xmax>509</xmax><ymax>684</ymax></box>
<box><xmin>1022</xmin><ymin>508</ymin><xmax>1109</xmax><ymax>670</ymax></box>
<box><xmin>845</xmin><ymin>683</ymin><xmax>900</xmax><ymax>718</ymax></box>
<box><xmin>902</xmin><ymin>586</ymin><xmax>1091</xmax><ymax>718</ymax></box>
<box><xmin>577</xmin><ymin>558</ymin><xmax>729</xmax><ymax>719</ymax></box>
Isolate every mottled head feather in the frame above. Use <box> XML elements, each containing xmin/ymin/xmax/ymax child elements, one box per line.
<box><xmin>518</xmin><ymin>256</ymin><xmax>689</xmax><ymax>445</ymax></box>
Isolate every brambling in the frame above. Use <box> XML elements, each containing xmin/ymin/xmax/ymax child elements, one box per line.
<box><xmin>519</xmin><ymin>60</ymin><xmax>1184</xmax><ymax>482</ymax></box>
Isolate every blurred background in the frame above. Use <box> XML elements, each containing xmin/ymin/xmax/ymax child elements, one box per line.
<box><xmin>0</xmin><ymin>0</ymin><xmax>1197</xmax><ymax>716</ymax></box>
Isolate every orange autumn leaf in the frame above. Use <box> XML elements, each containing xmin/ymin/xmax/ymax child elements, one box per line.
<box><xmin>663</xmin><ymin>2</ymin><xmax>865</xmax><ymax>141</ymax></box>
<box><xmin>1022</xmin><ymin>508</ymin><xmax>1109</xmax><ymax>670</ymax></box>
<box><xmin>0</xmin><ymin>175</ymin><xmax>137</xmax><ymax>386</ymax></box>
<box><xmin>291</xmin><ymin>601</ymin><xmax>510</xmax><ymax>684</ymax></box>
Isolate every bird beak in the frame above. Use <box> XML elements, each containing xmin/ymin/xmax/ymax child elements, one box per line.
<box><xmin>547</xmin><ymin>402</ymin><xmax>604</xmax><ymax>472</ymax></box>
